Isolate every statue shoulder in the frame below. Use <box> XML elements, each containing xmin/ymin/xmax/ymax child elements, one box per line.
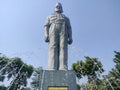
<box><xmin>47</xmin><ymin>14</ymin><xmax>52</xmax><ymax>19</ymax></box>
<box><xmin>48</xmin><ymin>13</ymin><xmax>56</xmax><ymax>18</ymax></box>
<box><xmin>61</xmin><ymin>14</ymin><xmax>70</xmax><ymax>22</ymax></box>
<box><xmin>61</xmin><ymin>14</ymin><xmax>67</xmax><ymax>18</ymax></box>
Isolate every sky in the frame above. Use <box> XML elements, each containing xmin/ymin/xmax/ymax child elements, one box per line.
<box><xmin>0</xmin><ymin>0</ymin><xmax>120</xmax><ymax>80</ymax></box>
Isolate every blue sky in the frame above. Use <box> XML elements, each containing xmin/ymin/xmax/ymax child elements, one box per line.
<box><xmin>0</xmin><ymin>0</ymin><xmax>120</xmax><ymax>76</ymax></box>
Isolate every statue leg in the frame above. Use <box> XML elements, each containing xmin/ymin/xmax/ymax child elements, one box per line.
<box><xmin>59</xmin><ymin>30</ymin><xmax>68</xmax><ymax>70</ymax></box>
<box><xmin>48</xmin><ymin>28</ymin><xmax>59</xmax><ymax>70</ymax></box>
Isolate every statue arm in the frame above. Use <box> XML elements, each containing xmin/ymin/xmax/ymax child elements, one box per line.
<box><xmin>44</xmin><ymin>16</ymin><xmax>50</xmax><ymax>42</ymax></box>
<box><xmin>67</xmin><ymin>18</ymin><xmax>73</xmax><ymax>44</ymax></box>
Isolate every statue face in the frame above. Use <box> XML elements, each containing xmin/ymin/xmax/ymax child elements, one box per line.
<box><xmin>54</xmin><ymin>3</ymin><xmax>63</xmax><ymax>13</ymax></box>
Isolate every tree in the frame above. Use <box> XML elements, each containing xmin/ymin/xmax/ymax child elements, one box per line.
<box><xmin>0</xmin><ymin>54</ymin><xmax>34</xmax><ymax>90</ymax></box>
<box><xmin>8</xmin><ymin>58</ymin><xmax>33</xmax><ymax>90</ymax></box>
<box><xmin>72</xmin><ymin>60</ymin><xmax>84</xmax><ymax>79</ymax></box>
<box><xmin>31</xmin><ymin>67</ymin><xmax>43</xmax><ymax>90</ymax></box>
<box><xmin>77</xmin><ymin>84</ymin><xmax>81</xmax><ymax>90</ymax></box>
<box><xmin>0</xmin><ymin>85</ymin><xmax>7</xmax><ymax>90</ymax></box>
<box><xmin>0</xmin><ymin>54</ymin><xmax>10</xmax><ymax>82</ymax></box>
<box><xmin>72</xmin><ymin>56</ymin><xmax>104</xmax><ymax>90</ymax></box>
<box><xmin>72</xmin><ymin>56</ymin><xmax>104</xmax><ymax>79</ymax></box>
<box><xmin>106</xmin><ymin>51</ymin><xmax>120</xmax><ymax>90</ymax></box>
<box><xmin>21</xmin><ymin>87</ymin><xmax>31</xmax><ymax>90</ymax></box>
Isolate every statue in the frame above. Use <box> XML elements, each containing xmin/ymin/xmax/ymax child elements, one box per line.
<box><xmin>44</xmin><ymin>2</ymin><xmax>73</xmax><ymax>70</ymax></box>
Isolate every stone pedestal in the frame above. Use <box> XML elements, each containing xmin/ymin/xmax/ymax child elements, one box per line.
<box><xmin>39</xmin><ymin>70</ymin><xmax>77</xmax><ymax>90</ymax></box>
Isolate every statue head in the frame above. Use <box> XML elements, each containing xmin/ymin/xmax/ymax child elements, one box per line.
<box><xmin>54</xmin><ymin>2</ymin><xmax>63</xmax><ymax>13</ymax></box>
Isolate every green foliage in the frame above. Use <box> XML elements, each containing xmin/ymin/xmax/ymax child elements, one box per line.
<box><xmin>31</xmin><ymin>67</ymin><xmax>43</xmax><ymax>90</ymax></box>
<box><xmin>72</xmin><ymin>56</ymin><xmax>104</xmax><ymax>90</ymax></box>
<box><xmin>0</xmin><ymin>54</ymin><xmax>11</xmax><ymax>81</ymax></box>
<box><xmin>22</xmin><ymin>64</ymin><xmax>34</xmax><ymax>78</ymax></box>
<box><xmin>113</xmin><ymin>51</ymin><xmax>120</xmax><ymax>63</ymax></box>
<box><xmin>106</xmin><ymin>51</ymin><xmax>120</xmax><ymax>90</ymax></box>
<box><xmin>72</xmin><ymin>60</ymin><xmax>84</xmax><ymax>79</ymax></box>
<box><xmin>0</xmin><ymin>85</ymin><xmax>7</xmax><ymax>90</ymax></box>
<box><xmin>21</xmin><ymin>87</ymin><xmax>31</xmax><ymax>90</ymax></box>
<box><xmin>72</xmin><ymin>56</ymin><xmax>104</xmax><ymax>80</ymax></box>
<box><xmin>0</xmin><ymin>54</ymin><xmax>34</xmax><ymax>90</ymax></box>
<box><xmin>113</xmin><ymin>51</ymin><xmax>120</xmax><ymax>73</ymax></box>
<box><xmin>77</xmin><ymin>84</ymin><xmax>81</xmax><ymax>90</ymax></box>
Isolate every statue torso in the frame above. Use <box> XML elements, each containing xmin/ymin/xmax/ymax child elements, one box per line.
<box><xmin>49</xmin><ymin>13</ymin><xmax>67</xmax><ymax>24</ymax></box>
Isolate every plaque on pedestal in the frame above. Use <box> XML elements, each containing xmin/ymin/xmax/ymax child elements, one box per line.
<box><xmin>39</xmin><ymin>70</ymin><xmax>77</xmax><ymax>90</ymax></box>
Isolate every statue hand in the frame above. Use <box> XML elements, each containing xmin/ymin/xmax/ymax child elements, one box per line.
<box><xmin>45</xmin><ymin>36</ymin><xmax>49</xmax><ymax>42</ymax></box>
<box><xmin>68</xmin><ymin>38</ymin><xmax>73</xmax><ymax>45</ymax></box>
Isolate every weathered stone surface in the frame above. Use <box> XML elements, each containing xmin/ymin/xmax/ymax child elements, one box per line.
<box><xmin>44</xmin><ymin>2</ymin><xmax>73</xmax><ymax>70</ymax></box>
<box><xmin>39</xmin><ymin>70</ymin><xmax>77</xmax><ymax>90</ymax></box>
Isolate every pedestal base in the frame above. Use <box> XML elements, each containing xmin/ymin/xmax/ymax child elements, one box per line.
<box><xmin>39</xmin><ymin>70</ymin><xmax>77</xmax><ymax>90</ymax></box>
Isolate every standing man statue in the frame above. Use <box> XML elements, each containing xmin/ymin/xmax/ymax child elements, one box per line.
<box><xmin>44</xmin><ymin>2</ymin><xmax>73</xmax><ymax>70</ymax></box>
